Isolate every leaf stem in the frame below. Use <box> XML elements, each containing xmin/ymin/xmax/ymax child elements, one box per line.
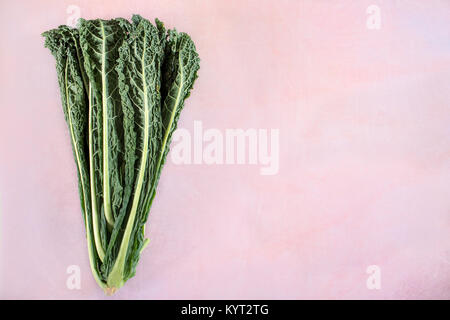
<box><xmin>100</xmin><ymin>21</ymin><xmax>115</xmax><ymax>229</ymax></box>
<box><xmin>88</xmin><ymin>82</ymin><xmax>105</xmax><ymax>261</ymax></box>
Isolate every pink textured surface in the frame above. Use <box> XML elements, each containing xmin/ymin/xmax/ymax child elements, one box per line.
<box><xmin>0</xmin><ymin>0</ymin><xmax>450</xmax><ymax>299</ymax></box>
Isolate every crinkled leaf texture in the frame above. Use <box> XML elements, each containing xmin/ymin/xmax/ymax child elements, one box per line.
<box><xmin>43</xmin><ymin>15</ymin><xmax>200</xmax><ymax>293</ymax></box>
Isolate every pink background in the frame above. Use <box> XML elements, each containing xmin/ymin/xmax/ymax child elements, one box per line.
<box><xmin>1</xmin><ymin>0</ymin><xmax>449</xmax><ymax>299</ymax></box>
